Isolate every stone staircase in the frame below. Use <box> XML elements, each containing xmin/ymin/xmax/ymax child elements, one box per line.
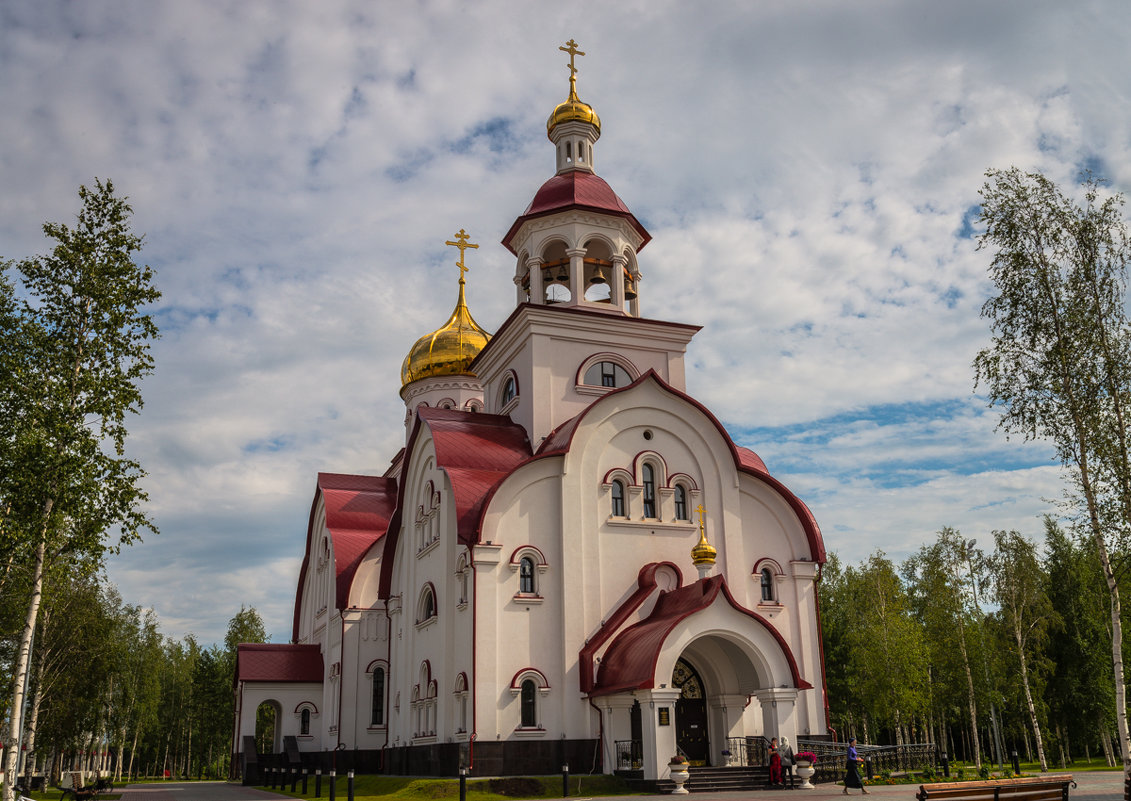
<box><xmin>653</xmin><ymin>765</ymin><xmax>773</xmax><ymax>793</ymax></box>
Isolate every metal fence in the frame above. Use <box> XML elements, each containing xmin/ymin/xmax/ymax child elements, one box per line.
<box><xmin>796</xmin><ymin>740</ymin><xmax>938</xmax><ymax>784</ymax></box>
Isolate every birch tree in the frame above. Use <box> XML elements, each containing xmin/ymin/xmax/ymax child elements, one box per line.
<box><xmin>974</xmin><ymin>168</ymin><xmax>1131</xmax><ymax>767</ymax></box>
<box><xmin>988</xmin><ymin>529</ymin><xmax>1056</xmax><ymax>771</ymax></box>
<box><xmin>1</xmin><ymin>180</ymin><xmax>159</xmax><ymax>801</ymax></box>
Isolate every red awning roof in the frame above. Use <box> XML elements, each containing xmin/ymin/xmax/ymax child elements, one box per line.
<box><xmin>590</xmin><ymin>575</ymin><xmax>810</xmax><ymax>697</ymax></box>
<box><xmin>236</xmin><ymin>643</ymin><xmax>323</xmax><ymax>683</ymax></box>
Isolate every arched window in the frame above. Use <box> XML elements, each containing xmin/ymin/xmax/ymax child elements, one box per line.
<box><xmin>520</xmin><ymin>679</ymin><xmax>537</xmax><ymax>728</ymax></box>
<box><xmin>519</xmin><ymin>556</ymin><xmax>535</xmax><ymax>594</ymax></box>
<box><xmin>642</xmin><ymin>464</ymin><xmax>656</xmax><ymax>519</ymax></box>
<box><xmin>371</xmin><ymin>667</ymin><xmax>386</xmax><ymax>726</ymax></box>
<box><xmin>417</xmin><ymin>584</ymin><xmax>437</xmax><ymax>624</ymax></box>
<box><xmin>501</xmin><ymin>374</ymin><xmax>517</xmax><ymax>407</ymax></box>
<box><xmin>674</xmin><ymin>485</ymin><xmax>688</xmax><ymax>521</ymax></box>
<box><xmin>583</xmin><ymin>360</ymin><xmax>631</xmax><ymax>388</ymax></box>
<box><xmin>611</xmin><ymin>480</ymin><xmax>625</xmax><ymax>517</ymax></box>
<box><xmin>761</xmin><ymin>567</ymin><xmax>775</xmax><ymax>602</ymax></box>
<box><xmin>300</xmin><ymin>707</ymin><xmax>310</xmax><ymax>735</ymax></box>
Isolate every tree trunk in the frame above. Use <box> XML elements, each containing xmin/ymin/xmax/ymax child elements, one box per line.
<box><xmin>1012</xmin><ymin>622</ymin><xmax>1047</xmax><ymax>770</ymax></box>
<box><xmin>2</xmin><ymin>528</ymin><xmax>48</xmax><ymax>801</ymax></box>
<box><xmin>956</xmin><ymin>618</ymin><xmax>981</xmax><ymax>768</ymax></box>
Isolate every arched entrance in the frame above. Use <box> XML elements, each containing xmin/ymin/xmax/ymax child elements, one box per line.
<box><xmin>255</xmin><ymin>700</ymin><xmax>282</xmax><ymax>754</ymax></box>
<box><xmin>672</xmin><ymin>658</ymin><xmax>709</xmax><ymax>764</ymax></box>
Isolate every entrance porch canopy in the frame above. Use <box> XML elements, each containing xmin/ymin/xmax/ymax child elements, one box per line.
<box><xmin>588</xmin><ymin>575</ymin><xmax>811</xmax><ymax>697</ymax></box>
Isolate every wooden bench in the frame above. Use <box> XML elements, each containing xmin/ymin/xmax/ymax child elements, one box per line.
<box><xmin>917</xmin><ymin>775</ymin><xmax>1076</xmax><ymax>801</ymax></box>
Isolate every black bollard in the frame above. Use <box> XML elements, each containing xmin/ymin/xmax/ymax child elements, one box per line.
<box><xmin>865</xmin><ymin>757</ymin><xmax>873</xmax><ymax>781</ymax></box>
<box><xmin>348</xmin><ymin>769</ymin><xmax>355</xmax><ymax>801</ymax></box>
<box><xmin>269</xmin><ymin>768</ymin><xmax>276</xmax><ymax>789</ymax></box>
<box><xmin>292</xmin><ymin>768</ymin><xmax>299</xmax><ymax>791</ymax></box>
<box><xmin>1011</xmin><ymin>750</ymin><xmax>1020</xmax><ymax>776</ymax></box>
<box><xmin>562</xmin><ymin>763</ymin><xmax>570</xmax><ymax>798</ymax></box>
<box><xmin>303</xmin><ymin>769</ymin><xmax>309</xmax><ymax>794</ymax></box>
<box><xmin>316</xmin><ymin>769</ymin><xmax>322</xmax><ymax>798</ymax></box>
<box><xmin>459</xmin><ymin>767</ymin><xmax>467</xmax><ymax>801</ymax></box>
<box><xmin>942</xmin><ymin>752</ymin><xmax>950</xmax><ymax>778</ymax></box>
<box><xmin>329</xmin><ymin>769</ymin><xmax>336</xmax><ymax>801</ymax></box>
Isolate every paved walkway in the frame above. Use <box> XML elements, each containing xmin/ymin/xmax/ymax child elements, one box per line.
<box><xmin>591</xmin><ymin>770</ymin><xmax>1124</xmax><ymax>801</ymax></box>
<box><xmin>114</xmin><ymin>770</ymin><xmax>1125</xmax><ymax>801</ymax></box>
<box><xmin>117</xmin><ymin>782</ymin><xmax>290</xmax><ymax>800</ymax></box>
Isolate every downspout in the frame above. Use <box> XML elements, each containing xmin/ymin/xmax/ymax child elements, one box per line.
<box><xmin>383</xmin><ymin>604</ymin><xmax>392</xmax><ymax>757</ymax></box>
<box><xmin>469</xmin><ymin>548</ymin><xmax>478</xmax><ymax>772</ymax></box>
<box><xmin>587</xmin><ymin>698</ymin><xmax>604</xmax><ymax>774</ymax></box>
<box><xmin>337</xmin><ymin>610</ymin><xmax>346</xmax><ymax>752</ymax></box>
<box><xmin>813</xmin><ymin>562</ymin><xmax>832</xmax><ymax>733</ymax></box>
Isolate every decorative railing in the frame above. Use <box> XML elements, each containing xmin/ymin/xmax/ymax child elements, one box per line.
<box><xmin>796</xmin><ymin>740</ymin><xmax>939</xmax><ymax>784</ymax></box>
<box><xmin>614</xmin><ymin>739</ymin><xmax>643</xmax><ymax>771</ymax></box>
<box><xmin>723</xmin><ymin>735</ymin><xmax>771</xmax><ymax>767</ymax></box>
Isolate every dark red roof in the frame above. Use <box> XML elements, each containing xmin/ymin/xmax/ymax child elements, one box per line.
<box><xmin>292</xmin><ymin>473</ymin><xmax>397</xmax><ymax>641</ymax></box>
<box><xmin>590</xmin><ymin>575</ymin><xmax>811</xmax><ymax>697</ymax></box>
<box><xmin>236</xmin><ymin>643</ymin><xmax>323</xmax><ymax>683</ymax></box>
<box><xmin>502</xmin><ymin>170</ymin><xmax>651</xmax><ymax>253</ymax></box>
<box><xmin>378</xmin><ymin>408</ymin><xmax>532</xmax><ymax>598</ymax></box>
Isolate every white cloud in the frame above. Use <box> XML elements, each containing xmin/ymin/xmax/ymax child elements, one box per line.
<box><xmin>2</xmin><ymin>0</ymin><xmax>1128</xmax><ymax>643</ymax></box>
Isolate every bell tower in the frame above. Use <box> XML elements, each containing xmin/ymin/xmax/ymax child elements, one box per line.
<box><xmin>502</xmin><ymin>40</ymin><xmax>650</xmax><ymax>318</ymax></box>
<box><xmin>474</xmin><ymin>42</ymin><xmax>700</xmax><ymax>447</ymax></box>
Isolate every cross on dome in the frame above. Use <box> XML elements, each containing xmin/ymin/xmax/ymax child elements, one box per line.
<box><xmin>445</xmin><ymin>228</ymin><xmax>479</xmax><ymax>283</ymax></box>
<box><xmin>560</xmin><ymin>38</ymin><xmax>585</xmax><ymax>98</ymax></box>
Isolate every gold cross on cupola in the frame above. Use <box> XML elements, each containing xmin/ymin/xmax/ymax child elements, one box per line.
<box><xmin>445</xmin><ymin>229</ymin><xmax>479</xmax><ymax>283</ymax></box>
<box><xmin>560</xmin><ymin>38</ymin><xmax>585</xmax><ymax>97</ymax></box>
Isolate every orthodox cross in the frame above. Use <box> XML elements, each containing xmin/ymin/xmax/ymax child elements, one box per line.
<box><xmin>696</xmin><ymin>504</ymin><xmax>707</xmax><ymax>537</ymax></box>
<box><xmin>560</xmin><ymin>38</ymin><xmax>585</xmax><ymax>96</ymax></box>
<box><xmin>445</xmin><ymin>229</ymin><xmax>479</xmax><ymax>282</ymax></box>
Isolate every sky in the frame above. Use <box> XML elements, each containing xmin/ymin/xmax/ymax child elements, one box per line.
<box><xmin>3</xmin><ymin>0</ymin><xmax>1130</xmax><ymax>646</ymax></box>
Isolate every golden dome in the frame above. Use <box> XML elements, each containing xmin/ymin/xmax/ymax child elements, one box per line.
<box><xmin>691</xmin><ymin>535</ymin><xmax>718</xmax><ymax>566</ymax></box>
<box><xmin>400</xmin><ymin>279</ymin><xmax>491</xmax><ymax>388</ymax></box>
<box><xmin>547</xmin><ymin>92</ymin><xmax>601</xmax><ymax>137</ymax></box>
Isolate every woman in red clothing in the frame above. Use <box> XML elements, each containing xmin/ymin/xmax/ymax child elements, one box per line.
<box><xmin>769</xmin><ymin>737</ymin><xmax>783</xmax><ymax>786</ymax></box>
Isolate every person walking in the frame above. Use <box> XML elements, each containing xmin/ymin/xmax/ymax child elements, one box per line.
<box><xmin>843</xmin><ymin>737</ymin><xmax>869</xmax><ymax>794</ymax></box>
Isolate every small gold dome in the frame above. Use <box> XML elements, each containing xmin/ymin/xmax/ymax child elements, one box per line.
<box><xmin>547</xmin><ymin>92</ymin><xmax>601</xmax><ymax>137</ymax></box>
<box><xmin>691</xmin><ymin>505</ymin><xmax>717</xmax><ymax>566</ymax></box>
<box><xmin>691</xmin><ymin>536</ymin><xmax>718</xmax><ymax>566</ymax></box>
<box><xmin>401</xmin><ymin>280</ymin><xmax>491</xmax><ymax>388</ymax></box>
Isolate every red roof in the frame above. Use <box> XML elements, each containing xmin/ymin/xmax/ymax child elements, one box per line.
<box><xmin>292</xmin><ymin>473</ymin><xmax>397</xmax><ymax>641</ymax></box>
<box><xmin>590</xmin><ymin>575</ymin><xmax>810</xmax><ymax>697</ymax></box>
<box><xmin>502</xmin><ymin>170</ymin><xmax>651</xmax><ymax>253</ymax></box>
<box><xmin>236</xmin><ymin>643</ymin><xmax>323</xmax><ymax>683</ymax></box>
<box><xmin>378</xmin><ymin>408</ymin><xmax>532</xmax><ymax>598</ymax></box>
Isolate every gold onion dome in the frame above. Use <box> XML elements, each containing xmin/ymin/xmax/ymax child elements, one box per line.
<box><xmin>547</xmin><ymin>91</ymin><xmax>601</xmax><ymax>137</ymax></box>
<box><xmin>400</xmin><ymin>231</ymin><xmax>492</xmax><ymax>388</ymax></box>
<box><xmin>547</xmin><ymin>38</ymin><xmax>600</xmax><ymax>137</ymax></box>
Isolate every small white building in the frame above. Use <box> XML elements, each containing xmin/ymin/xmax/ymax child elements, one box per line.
<box><xmin>234</xmin><ymin>41</ymin><xmax>829</xmax><ymax>782</ymax></box>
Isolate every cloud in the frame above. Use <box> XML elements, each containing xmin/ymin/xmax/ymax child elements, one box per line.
<box><xmin>2</xmin><ymin>0</ymin><xmax>1128</xmax><ymax>643</ymax></box>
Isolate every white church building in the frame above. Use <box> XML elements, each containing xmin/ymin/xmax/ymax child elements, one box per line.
<box><xmin>233</xmin><ymin>41</ymin><xmax>829</xmax><ymax>782</ymax></box>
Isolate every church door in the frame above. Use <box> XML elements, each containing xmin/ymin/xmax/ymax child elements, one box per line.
<box><xmin>672</xmin><ymin>658</ymin><xmax>709</xmax><ymax>765</ymax></box>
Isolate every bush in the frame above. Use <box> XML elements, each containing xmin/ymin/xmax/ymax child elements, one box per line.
<box><xmin>977</xmin><ymin>765</ymin><xmax>990</xmax><ymax>780</ymax></box>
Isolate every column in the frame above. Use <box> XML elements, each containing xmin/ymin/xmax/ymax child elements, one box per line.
<box><xmin>753</xmin><ymin>688</ymin><xmax>799</xmax><ymax>746</ymax></box>
<box><xmin>526</xmin><ymin>257</ymin><xmax>544</xmax><ymax>305</ymax></box>
<box><xmin>566</xmin><ymin>247</ymin><xmax>586</xmax><ymax>305</ymax></box>
<box><xmin>638</xmin><ymin>688</ymin><xmax>682</xmax><ymax>780</ymax></box>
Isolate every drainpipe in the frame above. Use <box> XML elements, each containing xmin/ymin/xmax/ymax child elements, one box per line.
<box><xmin>469</xmin><ymin>549</ymin><xmax>478</xmax><ymax>772</ymax></box>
